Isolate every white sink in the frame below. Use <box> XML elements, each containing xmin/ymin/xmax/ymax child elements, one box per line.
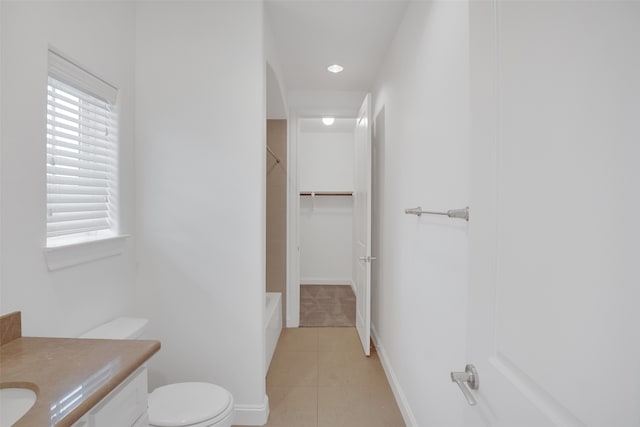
<box><xmin>0</xmin><ymin>388</ymin><xmax>37</xmax><ymax>426</ymax></box>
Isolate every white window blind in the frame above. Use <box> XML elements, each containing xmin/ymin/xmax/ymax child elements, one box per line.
<box><xmin>46</xmin><ymin>51</ymin><xmax>118</xmax><ymax>244</ymax></box>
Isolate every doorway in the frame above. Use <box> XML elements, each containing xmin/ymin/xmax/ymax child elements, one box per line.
<box><xmin>286</xmin><ymin>94</ymin><xmax>373</xmax><ymax>356</ymax></box>
<box><xmin>296</xmin><ymin>117</ymin><xmax>357</xmax><ymax>328</ymax></box>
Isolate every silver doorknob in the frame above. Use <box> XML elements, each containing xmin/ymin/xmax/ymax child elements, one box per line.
<box><xmin>450</xmin><ymin>364</ymin><xmax>479</xmax><ymax>406</ymax></box>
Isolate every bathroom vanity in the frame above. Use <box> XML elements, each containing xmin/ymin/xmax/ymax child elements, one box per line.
<box><xmin>70</xmin><ymin>366</ymin><xmax>150</xmax><ymax>427</ymax></box>
<box><xmin>0</xmin><ymin>312</ymin><xmax>160</xmax><ymax>426</ymax></box>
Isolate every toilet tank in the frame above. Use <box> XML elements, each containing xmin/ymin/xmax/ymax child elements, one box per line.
<box><xmin>80</xmin><ymin>317</ymin><xmax>149</xmax><ymax>340</ymax></box>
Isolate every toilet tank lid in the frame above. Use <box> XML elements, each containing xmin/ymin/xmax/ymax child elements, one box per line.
<box><xmin>80</xmin><ymin>317</ymin><xmax>148</xmax><ymax>340</ymax></box>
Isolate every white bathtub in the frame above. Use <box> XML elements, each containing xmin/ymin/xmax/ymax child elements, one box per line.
<box><xmin>265</xmin><ymin>292</ymin><xmax>282</xmax><ymax>372</ymax></box>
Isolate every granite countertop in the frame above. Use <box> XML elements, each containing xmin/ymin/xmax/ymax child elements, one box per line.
<box><xmin>0</xmin><ymin>314</ymin><xmax>160</xmax><ymax>427</ymax></box>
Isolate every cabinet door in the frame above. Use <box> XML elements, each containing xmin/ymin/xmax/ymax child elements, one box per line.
<box><xmin>91</xmin><ymin>368</ymin><xmax>148</xmax><ymax>427</ymax></box>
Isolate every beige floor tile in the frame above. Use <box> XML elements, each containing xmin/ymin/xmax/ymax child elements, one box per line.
<box><xmin>264</xmin><ymin>386</ymin><xmax>318</xmax><ymax>427</ymax></box>
<box><xmin>318</xmin><ymin>350</ymin><xmax>388</xmax><ymax>387</ymax></box>
<box><xmin>318</xmin><ymin>327</ymin><xmax>363</xmax><ymax>354</ymax></box>
<box><xmin>317</xmin><ymin>384</ymin><xmax>405</xmax><ymax>427</ymax></box>
<box><xmin>267</xmin><ymin>350</ymin><xmax>318</xmax><ymax>386</ymax></box>
<box><xmin>275</xmin><ymin>327</ymin><xmax>320</xmax><ymax>353</ymax></box>
<box><xmin>260</xmin><ymin>326</ymin><xmax>403</xmax><ymax>427</ymax></box>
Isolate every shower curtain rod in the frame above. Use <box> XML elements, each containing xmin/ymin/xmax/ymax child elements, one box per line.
<box><xmin>267</xmin><ymin>145</ymin><xmax>280</xmax><ymax>164</ymax></box>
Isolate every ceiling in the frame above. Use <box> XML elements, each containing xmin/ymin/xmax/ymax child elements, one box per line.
<box><xmin>265</xmin><ymin>0</ymin><xmax>409</xmax><ymax>93</ymax></box>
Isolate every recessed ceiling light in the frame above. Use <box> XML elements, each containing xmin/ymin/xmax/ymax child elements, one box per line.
<box><xmin>322</xmin><ymin>117</ymin><xmax>335</xmax><ymax>126</ymax></box>
<box><xmin>327</xmin><ymin>64</ymin><xmax>344</xmax><ymax>74</ymax></box>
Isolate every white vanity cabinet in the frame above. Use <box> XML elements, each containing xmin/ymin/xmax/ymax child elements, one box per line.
<box><xmin>71</xmin><ymin>367</ymin><xmax>149</xmax><ymax>427</ymax></box>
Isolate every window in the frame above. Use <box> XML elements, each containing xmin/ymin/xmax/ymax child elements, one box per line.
<box><xmin>46</xmin><ymin>50</ymin><xmax>119</xmax><ymax>247</ymax></box>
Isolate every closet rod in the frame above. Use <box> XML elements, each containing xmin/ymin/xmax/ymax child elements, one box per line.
<box><xmin>267</xmin><ymin>145</ymin><xmax>280</xmax><ymax>164</ymax></box>
<box><xmin>300</xmin><ymin>192</ymin><xmax>353</xmax><ymax>197</ymax></box>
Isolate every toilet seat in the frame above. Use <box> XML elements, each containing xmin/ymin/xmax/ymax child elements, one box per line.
<box><xmin>148</xmin><ymin>382</ymin><xmax>234</xmax><ymax>427</ymax></box>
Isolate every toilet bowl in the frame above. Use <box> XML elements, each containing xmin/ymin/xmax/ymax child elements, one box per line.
<box><xmin>80</xmin><ymin>318</ymin><xmax>235</xmax><ymax>427</ymax></box>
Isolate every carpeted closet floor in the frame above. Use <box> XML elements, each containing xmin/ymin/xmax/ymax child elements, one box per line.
<box><xmin>300</xmin><ymin>285</ymin><xmax>356</xmax><ymax>327</ymax></box>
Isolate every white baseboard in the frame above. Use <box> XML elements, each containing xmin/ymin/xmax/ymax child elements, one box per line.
<box><xmin>371</xmin><ymin>325</ymin><xmax>418</xmax><ymax>427</ymax></box>
<box><xmin>233</xmin><ymin>394</ymin><xmax>270</xmax><ymax>426</ymax></box>
<box><xmin>350</xmin><ymin>279</ymin><xmax>356</xmax><ymax>295</ymax></box>
<box><xmin>300</xmin><ymin>278</ymin><xmax>352</xmax><ymax>286</ymax></box>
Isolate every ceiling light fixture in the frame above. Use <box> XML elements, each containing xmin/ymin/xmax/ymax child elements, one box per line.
<box><xmin>322</xmin><ymin>117</ymin><xmax>335</xmax><ymax>126</ymax></box>
<box><xmin>327</xmin><ymin>64</ymin><xmax>344</xmax><ymax>74</ymax></box>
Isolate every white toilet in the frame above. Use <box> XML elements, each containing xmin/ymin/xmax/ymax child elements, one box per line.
<box><xmin>80</xmin><ymin>317</ymin><xmax>235</xmax><ymax>427</ymax></box>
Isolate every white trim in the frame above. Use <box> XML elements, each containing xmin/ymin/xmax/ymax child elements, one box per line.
<box><xmin>233</xmin><ymin>395</ymin><xmax>270</xmax><ymax>426</ymax></box>
<box><xmin>371</xmin><ymin>324</ymin><xmax>418</xmax><ymax>427</ymax></box>
<box><xmin>300</xmin><ymin>278</ymin><xmax>353</xmax><ymax>286</ymax></box>
<box><xmin>44</xmin><ymin>234</ymin><xmax>129</xmax><ymax>271</ymax></box>
<box><xmin>48</xmin><ymin>48</ymin><xmax>118</xmax><ymax>103</ymax></box>
<box><xmin>286</xmin><ymin>112</ymin><xmax>300</xmax><ymax>328</ymax></box>
<box><xmin>286</xmin><ymin>110</ymin><xmax>360</xmax><ymax>328</ymax></box>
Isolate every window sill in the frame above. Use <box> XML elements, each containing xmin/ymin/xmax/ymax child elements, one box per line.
<box><xmin>44</xmin><ymin>234</ymin><xmax>130</xmax><ymax>271</ymax></box>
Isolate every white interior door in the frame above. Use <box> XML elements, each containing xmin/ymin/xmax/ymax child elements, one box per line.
<box><xmin>354</xmin><ymin>94</ymin><xmax>372</xmax><ymax>356</ymax></box>
<box><xmin>465</xmin><ymin>1</ymin><xmax>640</xmax><ymax>425</ymax></box>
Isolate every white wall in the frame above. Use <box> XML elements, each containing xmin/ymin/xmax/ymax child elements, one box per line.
<box><xmin>264</xmin><ymin>13</ymin><xmax>288</xmax><ymax>120</ymax></box>
<box><xmin>135</xmin><ymin>2</ymin><xmax>267</xmax><ymax>424</ymax></box>
<box><xmin>298</xmin><ymin>129</ymin><xmax>354</xmax><ymax>285</ymax></box>
<box><xmin>0</xmin><ymin>1</ymin><xmax>4</xmax><ymax>307</ymax></box>
<box><xmin>298</xmin><ymin>131</ymin><xmax>354</xmax><ymax>192</ymax></box>
<box><xmin>299</xmin><ymin>196</ymin><xmax>352</xmax><ymax>285</ymax></box>
<box><xmin>371</xmin><ymin>2</ymin><xmax>469</xmax><ymax>426</ymax></box>
<box><xmin>0</xmin><ymin>2</ymin><xmax>137</xmax><ymax>337</ymax></box>
<box><xmin>288</xmin><ymin>90</ymin><xmax>365</xmax><ymax>116</ymax></box>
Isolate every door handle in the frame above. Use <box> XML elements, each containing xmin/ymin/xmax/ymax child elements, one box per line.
<box><xmin>450</xmin><ymin>364</ymin><xmax>479</xmax><ymax>406</ymax></box>
<box><xmin>358</xmin><ymin>256</ymin><xmax>377</xmax><ymax>262</ymax></box>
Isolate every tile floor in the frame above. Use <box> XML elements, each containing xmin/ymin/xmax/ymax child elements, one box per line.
<box><xmin>259</xmin><ymin>327</ymin><xmax>405</xmax><ymax>427</ymax></box>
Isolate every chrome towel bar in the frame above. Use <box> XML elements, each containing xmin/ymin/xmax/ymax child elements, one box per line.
<box><xmin>404</xmin><ymin>206</ymin><xmax>469</xmax><ymax>221</ymax></box>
